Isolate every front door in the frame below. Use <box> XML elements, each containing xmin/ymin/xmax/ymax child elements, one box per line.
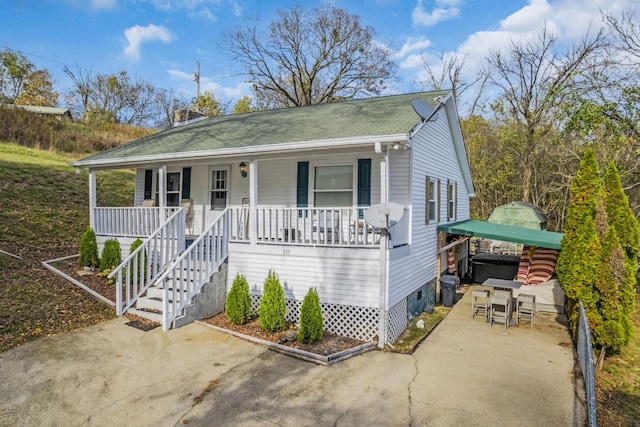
<box><xmin>206</xmin><ymin>166</ymin><xmax>230</xmax><ymax>226</ymax></box>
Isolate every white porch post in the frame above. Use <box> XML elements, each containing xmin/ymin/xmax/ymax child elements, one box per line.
<box><xmin>377</xmin><ymin>143</ymin><xmax>390</xmax><ymax>348</ymax></box>
<box><xmin>88</xmin><ymin>170</ymin><xmax>97</xmax><ymax>230</ymax></box>
<box><xmin>158</xmin><ymin>165</ymin><xmax>166</xmax><ymax>208</ymax></box>
<box><xmin>249</xmin><ymin>160</ymin><xmax>257</xmax><ymax>245</ymax></box>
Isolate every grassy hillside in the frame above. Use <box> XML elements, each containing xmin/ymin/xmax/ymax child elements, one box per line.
<box><xmin>0</xmin><ymin>142</ymin><xmax>134</xmax><ymax>351</ymax></box>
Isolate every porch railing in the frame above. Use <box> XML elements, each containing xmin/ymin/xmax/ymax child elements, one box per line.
<box><xmin>109</xmin><ymin>208</ymin><xmax>186</xmax><ymax>315</ymax></box>
<box><xmin>155</xmin><ymin>208</ymin><xmax>230</xmax><ymax>331</ymax></box>
<box><xmin>229</xmin><ymin>206</ymin><xmax>411</xmax><ymax>248</ymax></box>
<box><xmin>94</xmin><ymin>207</ymin><xmax>179</xmax><ymax>237</ymax></box>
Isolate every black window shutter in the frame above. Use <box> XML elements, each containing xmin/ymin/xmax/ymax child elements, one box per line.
<box><xmin>296</xmin><ymin>162</ymin><xmax>309</xmax><ymax>216</ymax></box>
<box><xmin>144</xmin><ymin>169</ymin><xmax>153</xmax><ymax>200</ymax></box>
<box><xmin>357</xmin><ymin>159</ymin><xmax>371</xmax><ymax>218</ymax></box>
<box><xmin>425</xmin><ymin>175</ymin><xmax>430</xmax><ymax>225</ymax></box>
<box><xmin>181</xmin><ymin>167</ymin><xmax>191</xmax><ymax>200</ymax></box>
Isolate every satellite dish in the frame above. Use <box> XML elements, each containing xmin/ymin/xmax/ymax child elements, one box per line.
<box><xmin>412</xmin><ymin>99</ymin><xmax>439</xmax><ymax>122</ymax></box>
<box><xmin>364</xmin><ymin>203</ymin><xmax>405</xmax><ymax>229</ymax></box>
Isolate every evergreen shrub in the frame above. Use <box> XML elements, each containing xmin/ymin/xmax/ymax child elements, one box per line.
<box><xmin>226</xmin><ymin>274</ymin><xmax>252</xmax><ymax>325</ymax></box>
<box><xmin>298</xmin><ymin>287</ymin><xmax>323</xmax><ymax>343</ymax></box>
<box><xmin>128</xmin><ymin>238</ymin><xmax>147</xmax><ymax>281</ymax></box>
<box><xmin>258</xmin><ymin>270</ymin><xmax>286</xmax><ymax>332</ymax></box>
<box><xmin>100</xmin><ymin>238</ymin><xmax>121</xmax><ymax>272</ymax></box>
<box><xmin>78</xmin><ymin>226</ymin><xmax>99</xmax><ymax>268</ymax></box>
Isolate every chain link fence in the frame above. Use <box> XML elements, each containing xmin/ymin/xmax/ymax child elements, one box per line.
<box><xmin>576</xmin><ymin>301</ymin><xmax>597</xmax><ymax>426</ymax></box>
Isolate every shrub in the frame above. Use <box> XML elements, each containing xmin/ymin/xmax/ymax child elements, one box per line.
<box><xmin>128</xmin><ymin>238</ymin><xmax>147</xmax><ymax>281</ymax></box>
<box><xmin>258</xmin><ymin>270</ymin><xmax>286</xmax><ymax>332</ymax></box>
<box><xmin>78</xmin><ymin>226</ymin><xmax>99</xmax><ymax>268</ymax></box>
<box><xmin>298</xmin><ymin>287</ymin><xmax>323</xmax><ymax>343</ymax></box>
<box><xmin>225</xmin><ymin>274</ymin><xmax>252</xmax><ymax>325</ymax></box>
<box><xmin>100</xmin><ymin>238</ymin><xmax>121</xmax><ymax>272</ymax></box>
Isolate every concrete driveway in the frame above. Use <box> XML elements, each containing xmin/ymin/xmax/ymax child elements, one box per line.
<box><xmin>0</xmin><ymin>289</ymin><xmax>585</xmax><ymax>426</ymax></box>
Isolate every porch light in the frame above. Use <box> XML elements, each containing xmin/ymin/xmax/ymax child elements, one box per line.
<box><xmin>239</xmin><ymin>162</ymin><xmax>248</xmax><ymax>178</ymax></box>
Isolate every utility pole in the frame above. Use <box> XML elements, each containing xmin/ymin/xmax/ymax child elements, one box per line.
<box><xmin>191</xmin><ymin>61</ymin><xmax>200</xmax><ymax>110</ymax></box>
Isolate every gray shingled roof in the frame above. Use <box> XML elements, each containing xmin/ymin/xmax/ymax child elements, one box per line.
<box><xmin>74</xmin><ymin>91</ymin><xmax>449</xmax><ymax>165</ymax></box>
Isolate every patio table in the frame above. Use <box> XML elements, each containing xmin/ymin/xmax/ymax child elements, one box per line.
<box><xmin>482</xmin><ymin>277</ymin><xmax>522</xmax><ymax>291</ymax></box>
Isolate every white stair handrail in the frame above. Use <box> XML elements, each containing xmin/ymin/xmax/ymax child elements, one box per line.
<box><xmin>110</xmin><ymin>208</ymin><xmax>186</xmax><ymax>315</ymax></box>
<box><xmin>157</xmin><ymin>208</ymin><xmax>231</xmax><ymax>331</ymax></box>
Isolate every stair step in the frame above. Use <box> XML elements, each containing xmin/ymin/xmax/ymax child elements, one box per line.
<box><xmin>146</xmin><ymin>286</ymin><xmax>187</xmax><ymax>301</ymax></box>
<box><xmin>128</xmin><ymin>308</ymin><xmax>162</xmax><ymax>324</ymax></box>
<box><xmin>136</xmin><ymin>297</ymin><xmax>163</xmax><ymax>312</ymax></box>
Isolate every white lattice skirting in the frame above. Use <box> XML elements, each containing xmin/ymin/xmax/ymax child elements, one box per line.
<box><xmin>251</xmin><ymin>295</ymin><xmax>380</xmax><ymax>342</ymax></box>
<box><xmin>386</xmin><ymin>299</ymin><xmax>408</xmax><ymax>343</ymax></box>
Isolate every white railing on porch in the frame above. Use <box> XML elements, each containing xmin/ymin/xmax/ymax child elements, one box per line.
<box><xmin>109</xmin><ymin>208</ymin><xmax>186</xmax><ymax>315</ymax></box>
<box><xmin>93</xmin><ymin>207</ymin><xmax>179</xmax><ymax>237</ymax></box>
<box><xmin>229</xmin><ymin>206</ymin><xmax>411</xmax><ymax>248</ymax></box>
<box><xmin>155</xmin><ymin>208</ymin><xmax>230</xmax><ymax>331</ymax></box>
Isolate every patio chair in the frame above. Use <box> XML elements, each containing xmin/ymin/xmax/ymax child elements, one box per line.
<box><xmin>180</xmin><ymin>199</ymin><xmax>194</xmax><ymax>235</ymax></box>
<box><xmin>142</xmin><ymin>199</ymin><xmax>155</xmax><ymax>207</ymax></box>
<box><xmin>516</xmin><ymin>294</ymin><xmax>536</xmax><ymax>326</ymax></box>
<box><xmin>490</xmin><ymin>289</ymin><xmax>512</xmax><ymax>330</ymax></box>
<box><xmin>313</xmin><ymin>210</ymin><xmax>340</xmax><ymax>243</ymax></box>
<box><xmin>471</xmin><ymin>289</ymin><xmax>490</xmax><ymax>321</ymax></box>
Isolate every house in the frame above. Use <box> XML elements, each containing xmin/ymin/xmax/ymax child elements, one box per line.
<box><xmin>70</xmin><ymin>91</ymin><xmax>475</xmax><ymax>347</ymax></box>
<box><xmin>5</xmin><ymin>104</ymin><xmax>74</xmax><ymax>121</ymax></box>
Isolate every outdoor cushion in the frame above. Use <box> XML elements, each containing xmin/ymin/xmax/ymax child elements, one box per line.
<box><xmin>527</xmin><ymin>247</ymin><xmax>559</xmax><ymax>285</ymax></box>
<box><xmin>516</xmin><ymin>245</ymin><xmax>533</xmax><ymax>283</ymax></box>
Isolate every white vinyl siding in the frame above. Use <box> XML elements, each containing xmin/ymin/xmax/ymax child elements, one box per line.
<box><xmin>387</xmin><ymin>107</ymin><xmax>470</xmax><ymax>307</ymax></box>
<box><xmin>228</xmin><ymin>244</ymin><xmax>380</xmax><ymax>307</ymax></box>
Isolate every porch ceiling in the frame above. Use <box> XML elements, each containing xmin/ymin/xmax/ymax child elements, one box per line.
<box><xmin>437</xmin><ymin>220</ymin><xmax>563</xmax><ymax>250</ymax></box>
<box><xmin>71</xmin><ymin>91</ymin><xmax>449</xmax><ymax>168</ymax></box>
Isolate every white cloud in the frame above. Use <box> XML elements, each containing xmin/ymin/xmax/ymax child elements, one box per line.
<box><xmin>392</xmin><ymin>37</ymin><xmax>432</xmax><ymax>61</ymax></box>
<box><xmin>412</xmin><ymin>0</ymin><xmax>462</xmax><ymax>27</ymax></box>
<box><xmin>232</xmin><ymin>1</ymin><xmax>243</xmax><ymax>17</ymax></box>
<box><xmin>499</xmin><ymin>0</ymin><xmax>551</xmax><ymax>33</ymax></box>
<box><xmin>400</xmin><ymin>53</ymin><xmax>427</xmax><ymax>70</ymax></box>
<box><xmin>123</xmin><ymin>24</ymin><xmax>175</xmax><ymax>61</ymax></box>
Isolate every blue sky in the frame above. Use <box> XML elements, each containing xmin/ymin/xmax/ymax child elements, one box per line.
<box><xmin>1</xmin><ymin>0</ymin><xmax>630</xmax><ymax>110</ymax></box>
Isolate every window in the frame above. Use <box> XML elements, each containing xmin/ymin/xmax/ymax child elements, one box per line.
<box><xmin>314</xmin><ymin>165</ymin><xmax>353</xmax><ymax>207</ymax></box>
<box><xmin>447</xmin><ymin>180</ymin><xmax>457</xmax><ymax>221</ymax></box>
<box><xmin>155</xmin><ymin>171</ymin><xmax>181</xmax><ymax>206</ymax></box>
<box><xmin>210</xmin><ymin>168</ymin><xmax>229</xmax><ymax>210</ymax></box>
<box><xmin>425</xmin><ymin>176</ymin><xmax>436</xmax><ymax>224</ymax></box>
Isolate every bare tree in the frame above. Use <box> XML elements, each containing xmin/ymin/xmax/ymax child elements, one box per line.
<box><xmin>483</xmin><ymin>26</ymin><xmax>607</xmax><ymax>207</ymax></box>
<box><xmin>605</xmin><ymin>6</ymin><xmax>640</xmax><ymax>60</ymax></box>
<box><xmin>63</xmin><ymin>64</ymin><xmax>95</xmax><ymax>120</ymax></box>
<box><xmin>419</xmin><ymin>51</ymin><xmax>486</xmax><ymax>115</ymax></box>
<box><xmin>223</xmin><ymin>5</ymin><xmax>396</xmax><ymax>108</ymax></box>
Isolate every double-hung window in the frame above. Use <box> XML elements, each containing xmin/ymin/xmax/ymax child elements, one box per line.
<box><xmin>314</xmin><ymin>165</ymin><xmax>353</xmax><ymax>207</ymax></box>
<box><xmin>210</xmin><ymin>168</ymin><xmax>229</xmax><ymax>210</ymax></box>
<box><xmin>447</xmin><ymin>180</ymin><xmax>457</xmax><ymax>221</ymax></box>
<box><xmin>426</xmin><ymin>177</ymin><xmax>436</xmax><ymax>224</ymax></box>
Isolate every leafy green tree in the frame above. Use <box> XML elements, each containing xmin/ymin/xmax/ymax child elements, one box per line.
<box><xmin>99</xmin><ymin>238</ymin><xmax>121</xmax><ymax>272</ymax></box>
<box><xmin>556</xmin><ymin>149</ymin><xmax>602</xmax><ymax>333</ymax></box>
<box><xmin>0</xmin><ymin>49</ymin><xmax>58</xmax><ymax>106</ymax></box>
<box><xmin>78</xmin><ymin>226</ymin><xmax>99</xmax><ymax>268</ymax></box>
<box><xmin>298</xmin><ymin>287</ymin><xmax>323</xmax><ymax>343</ymax></box>
<box><xmin>258</xmin><ymin>270</ymin><xmax>286</xmax><ymax>332</ymax></box>
<box><xmin>231</xmin><ymin>95</ymin><xmax>258</xmax><ymax>114</ymax></box>
<box><xmin>225</xmin><ymin>274</ymin><xmax>252</xmax><ymax>325</ymax></box>
<box><xmin>192</xmin><ymin>91</ymin><xmax>223</xmax><ymax>117</ymax></box>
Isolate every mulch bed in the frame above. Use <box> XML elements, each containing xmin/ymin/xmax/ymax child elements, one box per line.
<box><xmin>200</xmin><ymin>313</ymin><xmax>366</xmax><ymax>356</ymax></box>
<box><xmin>47</xmin><ymin>257</ymin><xmax>366</xmax><ymax>356</ymax></box>
<box><xmin>50</xmin><ymin>257</ymin><xmax>117</xmax><ymax>303</ymax></box>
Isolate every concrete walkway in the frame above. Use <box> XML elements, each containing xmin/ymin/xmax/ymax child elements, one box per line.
<box><xmin>0</xmin><ymin>288</ymin><xmax>585</xmax><ymax>426</ymax></box>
